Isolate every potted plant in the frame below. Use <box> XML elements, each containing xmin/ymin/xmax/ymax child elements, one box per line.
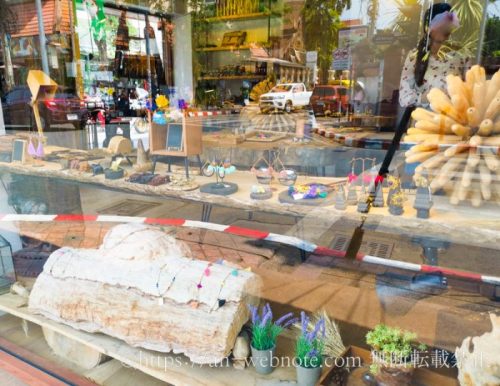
<box><xmin>248</xmin><ymin>303</ymin><xmax>296</xmax><ymax>374</ymax></box>
<box><xmin>295</xmin><ymin>312</ymin><xmax>325</xmax><ymax>386</ymax></box>
<box><xmin>366</xmin><ymin>324</ymin><xmax>426</xmax><ymax>386</ymax></box>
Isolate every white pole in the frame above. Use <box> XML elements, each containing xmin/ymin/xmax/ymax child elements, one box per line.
<box><xmin>0</xmin><ymin>99</ymin><xmax>5</xmax><ymax>136</ymax></box>
<box><xmin>35</xmin><ymin>0</ymin><xmax>50</xmax><ymax>74</ymax></box>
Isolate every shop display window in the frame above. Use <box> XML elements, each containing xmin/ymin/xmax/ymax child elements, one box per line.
<box><xmin>0</xmin><ymin>0</ymin><xmax>498</xmax><ymax>385</ymax></box>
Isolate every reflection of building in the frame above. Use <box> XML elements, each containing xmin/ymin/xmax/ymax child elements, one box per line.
<box><xmin>192</xmin><ymin>0</ymin><xmax>311</xmax><ymax>108</ymax></box>
<box><xmin>76</xmin><ymin>1</ymin><xmax>174</xmax><ymax>103</ymax></box>
<box><xmin>2</xmin><ymin>0</ymin><xmax>72</xmax><ymax>91</ymax></box>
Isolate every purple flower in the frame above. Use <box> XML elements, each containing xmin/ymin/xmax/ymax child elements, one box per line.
<box><xmin>308</xmin><ymin>348</ymin><xmax>319</xmax><ymax>358</ymax></box>
<box><xmin>307</xmin><ymin>318</ymin><xmax>326</xmax><ymax>343</ymax></box>
<box><xmin>280</xmin><ymin>316</ymin><xmax>299</xmax><ymax>329</ymax></box>
<box><xmin>260</xmin><ymin>308</ymin><xmax>272</xmax><ymax>328</ymax></box>
<box><xmin>319</xmin><ymin>318</ymin><xmax>326</xmax><ymax>338</ymax></box>
<box><xmin>248</xmin><ymin>304</ymin><xmax>259</xmax><ymax>325</ymax></box>
<box><xmin>301</xmin><ymin>311</ymin><xmax>310</xmax><ymax>335</ymax></box>
<box><xmin>275</xmin><ymin>312</ymin><xmax>294</xmax><ymax>327</ymax></box>
<box><xmin>264</xmin><ymin>303</ymin><xmax>272</xmax><ymax>321</ymax></box>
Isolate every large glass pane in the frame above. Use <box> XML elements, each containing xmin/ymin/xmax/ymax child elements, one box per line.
<box><xmin>0</xmin><ymin>0</ymin><xmax>498</xmax><ymax>385</ymax></box>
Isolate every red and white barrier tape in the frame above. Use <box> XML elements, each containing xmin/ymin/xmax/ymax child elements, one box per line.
<box><xmin>0</xmin><ymin>214</ymin><xmax>498</xmax><ymax>286</ymax></box>
<box><xmin>187</xmin><ymin>110</ymin><xmax>237</xmax><ymax>118</ymax></box>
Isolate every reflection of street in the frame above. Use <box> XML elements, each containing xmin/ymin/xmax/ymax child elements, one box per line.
<box><xmin>8</xmin><ymin>108</ymin><xmax>365</xmax><ymax>152</ymax></box>
<box><xmin>94</xmin><ymin>107</ymin><xmax>313</xmax><ymax>150</ymax></box>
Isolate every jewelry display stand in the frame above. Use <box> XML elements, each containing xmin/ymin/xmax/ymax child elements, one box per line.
<box><xmin>200</xmin><ymin>158</ymin><xmax>238</xmax><ymax>196</ymax></box>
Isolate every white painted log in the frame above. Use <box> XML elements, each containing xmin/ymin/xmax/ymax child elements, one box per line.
<box><xmin>43</xmin><ymin>327</ymin><xmax>109</xmax><ymax>369</ymax></box>
<box><xmin>456</xmin><ymin>314</ymin><xmax>500</xmax><ymax>386</ymax></box>
<box><xmin>29</xmin><ymin>224</ymin><xmax>261</xmax><ymax>364</ymax></box>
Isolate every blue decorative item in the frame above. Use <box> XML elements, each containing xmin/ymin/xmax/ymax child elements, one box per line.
<box><xmin>153</xmin><ymin>111</ymin><xmax>167</xmax><ymax>125</ymax></box>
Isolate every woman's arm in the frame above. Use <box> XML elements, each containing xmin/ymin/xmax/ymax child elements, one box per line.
<box><xmin>399</xmin><ymin>52</ymin><xmax>421</xmax><ymax>108</ymax></box>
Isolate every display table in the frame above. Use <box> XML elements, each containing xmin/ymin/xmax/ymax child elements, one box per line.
<box><xmin>1</xmin><ymin>152</ymin><xmax>499</xmax><ymax>252</ymax></box>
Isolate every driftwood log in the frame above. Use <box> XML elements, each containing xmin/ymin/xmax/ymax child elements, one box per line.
<box><xmin>456</xmin><ymin>313</ymin><xmax>500</xmax><ymax>386</ymax></box>
<box><xmin>29</xmin><ymin>224</ymin><xmax>261</xmax><ymax>364</ymax></box>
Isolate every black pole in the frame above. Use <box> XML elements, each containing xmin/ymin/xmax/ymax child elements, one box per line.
<box><xmin>378</xmin><ymin>105</ymin><xmax>415</xmax><ymax>177</ymax></box>
<box><xmin>362</xmin><ymin>105</ymin><xmax>415</xmax><ymax>210</ymax></box>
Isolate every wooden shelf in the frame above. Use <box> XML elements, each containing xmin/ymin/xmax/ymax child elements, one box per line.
<box><xmin>196</xmin><ymin>45</ymin><xmax>251</xmax><ymax>52</ymax></box>
<box><xmin>199</xmin><ymin>75</ymin><xmax>266</xmax><ymax>81</ymax></box>
<box><xmin>205</xmin><ymin>12</ymin><xmax>270</xmax><ymax>22</ymax></box>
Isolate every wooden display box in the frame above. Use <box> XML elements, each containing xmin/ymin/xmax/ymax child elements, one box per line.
<box><xmin>319</xmin><ymin>346</ymin><xmax>457</xmax><ymax>386</ymax></box>
<box><xmin>150</xmin><ymin>120</ymin><xmax>202</xmax><ymax>157</ymax></box>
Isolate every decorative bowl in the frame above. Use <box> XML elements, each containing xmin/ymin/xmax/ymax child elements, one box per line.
<box><xmin>278</xmin><ymin>169</ymin><xmax>297</xmax><ymax>186</ymax></box>
<box><xmin>254</xmin><ymin>167</ymin><xmax>273</xmax><ymax>184</ymax></box>
<box><xmin>250</xmin><ymin>185</ymin><xmax>272</xmax><ymax>200</ymax></box>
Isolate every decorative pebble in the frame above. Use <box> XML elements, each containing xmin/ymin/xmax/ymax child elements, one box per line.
<box><xmin>231</xmin><ymin>269</ymin><xmax>238</xmax><ymax>276</ymax></box>
<box><xmin>218</xmin><ymin>299</ymin><xmax>226</xmax><ymax>307</ymax></box>
<box><xmin>197</xmin><ymin>283</ymin><xmax>202</xmax><ymax>289</ymax></box>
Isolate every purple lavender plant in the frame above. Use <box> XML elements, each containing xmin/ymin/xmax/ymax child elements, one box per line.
<box><xmin>296</xmin><ymin>312</ymin><xmax>325</xmax><ymax>368</ymax></box>
<box><xmin>248</xmin><ymin>303</ymin><xmax>297</xmax><ymax>350</ymax></box>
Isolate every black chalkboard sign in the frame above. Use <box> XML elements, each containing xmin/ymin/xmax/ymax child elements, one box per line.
<box><xmin>12</xmin><ymin>139</ymin><xmax>27</xmax><ymax>163</ymax></box>
<box><xmin>166</xmin><ymin>123</ymin><xmax>183</xmax><ymax>151</ymax></box>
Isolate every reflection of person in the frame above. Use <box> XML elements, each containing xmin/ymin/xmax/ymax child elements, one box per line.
<box><xmin>399</xmin><ymin>4</ymin><xmax>464</xmax><ymax>108</ymax></box>
<box><xmin>88</xmin><ymin>84</ymin><xmax>99</xmax><ymax>97</ymax></box>
<box><xmin>353</xmin><ymin>83</ymin><xmax>365</xmax><ymax>113</ymax></box>
<box><xmin>12</xmin><ymin>38</ymin><xmax>35</xmax><ymax>57</ymax></box>
<box><xmin>117</xmin><ymin>89</ymin><xmax>130</xmax><ymax>116</ymax></box>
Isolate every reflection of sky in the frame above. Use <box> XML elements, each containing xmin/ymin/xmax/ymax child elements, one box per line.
<box><xmin>341</xmin><ymin>0</ymin><xmax>500</xmax><ymax>30</ymax></box>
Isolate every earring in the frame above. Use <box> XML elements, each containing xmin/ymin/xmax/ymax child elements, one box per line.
<box><xmin>28</xmin><ymin>136</ymin><xmax>36</xmax><ymax>157</ymax></box>
<box><xmin>348</xmin><ymin>161</ymin><xmax>357</xmax><ymax>183</ymax></box>
<box><xmin>35</xmin><ymin>136</ymin><xmax>44</xmax><ymax>158</ymax></box>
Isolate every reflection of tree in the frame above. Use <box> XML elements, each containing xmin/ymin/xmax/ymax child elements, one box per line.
<box><xmin>483</xmin><ymin>16</ymin><xmax>500</xmax><ymax>58</ymax></box>
<box><xmin>367</xmin><ymin>0</ymin><xmax>379</xmax><ymax>37</ymax></box>
<box><xmin>0</xmin><ymin>0</ymin><xmax>15</xmax><ymax>91</ymax></box>
<box><xmin>188</xmin><ymin>0</ymin><xmax>213</xmax><ymax>105</ymax></box>
<box><xmin>390</xmin><ymin>0</ymin><xmax>422</xmax><ymax>49</ymax></box>
<box><xmin>447</xmin><ymin>0</ymin><xmax>496</xmax><ymax>58</ymax></box>
<box><xmin>302</xmin><ymin>0</ymin><xmax>349</xmax><ymax>84</ymax></box>
<box><xmin>0</xmin><ymin>0</ymin><xmax>14</xmax><ymax>37</ymax></box>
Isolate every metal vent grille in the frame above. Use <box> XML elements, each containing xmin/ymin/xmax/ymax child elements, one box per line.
<box><xmin>330</xmin><ymin>234</ymin><xmax>394</xmax><ymax>259</ymax></box>
<box><xmin>97</xmin><ymin>199</ymin><xmax>161</xmax><ymax>216</ymax></box>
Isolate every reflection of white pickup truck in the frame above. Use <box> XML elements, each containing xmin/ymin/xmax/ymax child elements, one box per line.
<box><xmin>259</xmin><ymin>83</ymin><xmax>312</xmax><ymax>113</ymax></box>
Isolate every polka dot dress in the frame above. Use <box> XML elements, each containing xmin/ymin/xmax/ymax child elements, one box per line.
<box><xmin>399</xmin><ymin>48</ymin><xmax>466</xmax><ymax>108</ymax></box>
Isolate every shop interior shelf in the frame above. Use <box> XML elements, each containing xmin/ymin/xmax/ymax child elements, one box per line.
<box><xmin>199</xmin><ymin>74</ymin><xmax>266</xmax><ymax>80</ymax></box>
<box><xmin>205</xmin><ymin>12</ymin><xmax>271</xmax><ymax>22</ymax></box>
<box><xmin>196</xmin><ymin>45</ymin><xmax>252</xmax><ymax>52</ymax></box>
